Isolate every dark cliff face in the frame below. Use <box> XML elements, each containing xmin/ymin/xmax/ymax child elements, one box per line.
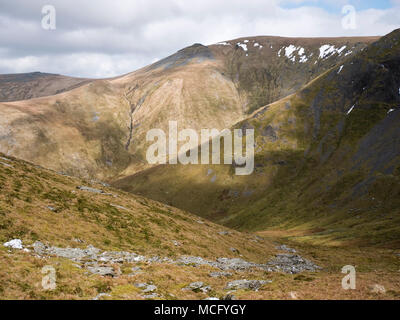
<box><xmin>211</xmin><ymin>35</ymin><xmax>378</xmax><ymax>114</ymax></box>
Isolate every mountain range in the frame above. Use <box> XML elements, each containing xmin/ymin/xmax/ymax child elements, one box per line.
<box><xmin>0</xmin><ymin>29</ymin><xmax>399</xmax><ymax>300</ymax></box>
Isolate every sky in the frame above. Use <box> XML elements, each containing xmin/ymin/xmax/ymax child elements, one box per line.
<box><xmin>0</xmin><ymin>0</ymin><xmax>399</xmax><ymax>78</ymax></box>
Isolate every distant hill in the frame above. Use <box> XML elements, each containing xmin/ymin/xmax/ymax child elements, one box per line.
<box><xmin>0</xmin><ymin>72</ymin><xmax>93</xmax><ymax>102</ymax></box>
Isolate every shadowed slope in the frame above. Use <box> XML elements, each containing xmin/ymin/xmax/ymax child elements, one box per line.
<box><xmin>114</xmin><ymin>29</ymin><xmax>400</xmax><ymax>246</ymax></box>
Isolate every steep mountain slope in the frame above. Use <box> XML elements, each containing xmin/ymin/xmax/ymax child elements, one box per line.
<box><xmin>0</xmin><ymin>36</ymin><xmax>376</xmax><ymax>181</ymax></box>
<box><xmin>0</xmin><ymin>72</ymin><xmax>93</xmax><ymax>102</ymax></box>
<box><xmin>115</xmin><ymin>29</ymin><xmax>400</xmax><ymax>246</ymax></box>
<box><xmin>2</xmin><ymin>152</ymin><xmax>400</xmax><ymax>300</ymax></box>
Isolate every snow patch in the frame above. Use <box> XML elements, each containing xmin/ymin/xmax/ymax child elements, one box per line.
<box><xmin>285</xmin><ymin>45</ymin><xmax>298</xmax><ymax>58</ymax></box>
<box><xmin>337</xmin><ymin>65</ymin><xmax>344</xmax><ymax>74</ymax></box>
<box><xmin>319</xmin><ymin>45</ymin><xmax>347</xmax><ymax>59</ymax></box>
<box><xmin>344</xmin><ymin>50</ymin><xmax>353</xmax><ymax>56</ymax></box>
<box><xmin>346</xmin><ymin>104</ymin><xmax>355</xmax><ymax>115</ymax></box>
<box><xmin>216</xmin><ymin>42</ymin><xmax>231</xmax><ymax>46</ymax></box>
<box><xmin>237</xmin><ymin>42</ymin><xmax>248</xmax><ymax>51</ymax></box>
<box><xmin>278</xmin><ymin>45</ymin><xmax>309</xmax><ymax>63</ymax></box>
<box><xmin>387</xmin><ymin>109</ymin><xmax>395</xmax><ymax>114</ymax></box>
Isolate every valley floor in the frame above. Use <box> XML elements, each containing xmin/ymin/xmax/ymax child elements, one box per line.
<box><xmin>1</xmin><ymin>153</ymin><xmax>399</xmax><ymax>300</ymax></box>
<box><xmin>1</xmin><ymin>233</ymin><xmax>400</xmax><ymax>300</ymax></box>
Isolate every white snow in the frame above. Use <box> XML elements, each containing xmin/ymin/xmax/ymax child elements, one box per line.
<box><xmin>319</xmin><ymin>45</ymin><xmax>347</xmax><ymax>59</ymax></box>
<box><xmin>337</xmin><ymin>65</ymin><xmax>344</xmax><ymax>74</ymax></box>
<box><xmin>338</xmin><ymin>46</ymin><xmax>347</xmax><ymax>54</ymax></box>
<box><xmin>4</xmin><ymin>239</ymin><xmax>23</xmax><ymax>249</ymax></box>
<box><xmin>243</xmin><ymin>40</ymin><xmax>249</xmax><ymax>43</ymax></box>
<box><xmin>237</xmin><ymin>43</ymin><xmax>248</xmax><ymax>51</ymax></box>
<box><xmin>387</xmin><ymin>109</ymin><xmax>395</xmax><ymax>114</ymax></box>
<box><xmin>277</xmin><ymin>45</ymin><xmax>309</xmax><ymax>63</ymax></box>
<box><xmin>254</xmin><ymin>42</ymin><xmax>259</xmax><ymax>47</ymax></box>
<box><xmin>298</xmin><ymin>47</ymin><xmax>308</xmax><ymax>63</ymax></box>
<box><xmin>299</xmin><ymin>55</ymin><xmax>308</xmax><ymax>63</ymax></box>
<box><xmin>398</xmin><ymin>87</ymin><xmax>400</xmax><ymax>95</ymax></box>
<box><xmin>216</xmin><ymin>42</ymin><xmax>231</xmax><ymax>46</ymax></box>
<box><xmin>285</xmin><ymin>45</ymin><xmax>298</xmax><ymax>58</ymax></box>
<box><xmin>346</xmin><ymin>104</ymin><xmax>356</xmax><ymax>115</ymax></box>
<box><xmin>344</xmin><ymin>50</ymin><xmax>353</xmax><ymax>56</ymax></box>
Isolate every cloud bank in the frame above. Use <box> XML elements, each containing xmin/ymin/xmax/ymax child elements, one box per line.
<box><xmin>0</xmin><ymin>0</ymin><xmax>398</xmax><ymax>77</ymax></box>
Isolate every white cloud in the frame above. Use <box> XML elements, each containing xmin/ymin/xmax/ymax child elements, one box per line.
<box><xmin>0</xmin><ymin>0</ymin><xmax>398</xmax><ymax>77</ymax></box>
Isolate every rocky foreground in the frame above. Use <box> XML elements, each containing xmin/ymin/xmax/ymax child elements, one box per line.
<box><xmin>4</xmin><ymin>239</ymin><xmax>320</xmax><ymax>300</ymax></box>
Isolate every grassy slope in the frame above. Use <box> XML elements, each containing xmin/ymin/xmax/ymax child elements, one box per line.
<box><xmin>115</xmin><ymin>29</ymin><xmax>400</xmax><ymax>247</ymax></box>
<box><xmin>0</xmin><ymin>152</ymin><xmax>280</xmax><ymax>299</ymax></box>
<box><xmin>1</xmin><ymin>152</ymin><xmax>400</xmax><ymax>300</ymax></box>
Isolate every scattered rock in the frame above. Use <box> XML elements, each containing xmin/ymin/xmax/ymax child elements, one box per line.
<box><xmin>46</xmin><ymin>206</ymin><xmax>56</xmax><ymax>212</ymax></box>
<box><xmin>77</xmin><ymin>186</ymin><xmax>103</xmax><ymax>194</ymax></box>
<box><xmin>225</xmin><ymin>279</ymin><xmax>271</xmax><ymax>291</ymax></box>
<box><xmin>215</xmin><ymin>257</ymin><xmax>263</xmax><ymax>271</ymax></box>
<box><xmin>4</xmin><ymin>239</ymin><xmax>23</xmax><ymax>249</ymax></box>
<box><xmin>209</xmin><ymin>271</ymin><xmax>233</xmax><ymax>278</ymax></box>
<box><xmin>33</xmin><ymin>241</ymin><xmax>47</xmax><ymax>255</ymax></box>
<box><xmin>230</xmin><ymin>247</ymin><xmax>239</xmax><ymax>253</ymax></box>
<box><xmin>267</xmin><ymin>254</ymin><xmax>320</xmax><ymax>274</ymax></box>
<box><xmin>276</xmin><ymin>244</ymin><xmax>296</xmax><ymax>253</ymax></box>
<box><xmin>222</xmin><ymin>294</ymin><xmax>236</xmax><ymax>300</ymax></box>
<box><xmin>87</xmin><ymin>265</ymin><xmax>116</xmax><ymax>277</ymax></box>
<box><xmin>30</xmin><ymin>241</ymin><xmax>320</xmax><ymax>280</ymax></box>
<box><xmin>143</xmin><ymin>285</ymin><xmax>157</xmax><ymax>293</ymax></box>
<box><xmin>110</xmin><ymin>204</ymin><xmax>129</xmax><ymax>210</ymax></box>
<box><xmin>92</xmin><ymin>293</ymin><xmax>111</xmax><ymax>300</ymax></box>
<box><xmin>172</xmin><ymin>240</ymin><xmax>181</xmax><ymax>246</ymax></box>
<box><xmin>141</xmin><ymin>293</ymin><xmax>160</xmax><ymax>299</ymax></box>
<box><xmin>77</xmin><ymin>186</ymin><xmax>113</xmax><ymax>196</ymax></box>
<box><xmin>370</xmin><ymin>284</ymin><xmax>386</xmax><ymax>294</ymax></box>
<box><xmin>182</xmin><ymin>282</ymin><xmax>211</xmax><ymax>293</ymax></box>
<box><xmin>218</xmin><ymin>231</ymin><xmax>230</xmax><ymax>236</ymax></box>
